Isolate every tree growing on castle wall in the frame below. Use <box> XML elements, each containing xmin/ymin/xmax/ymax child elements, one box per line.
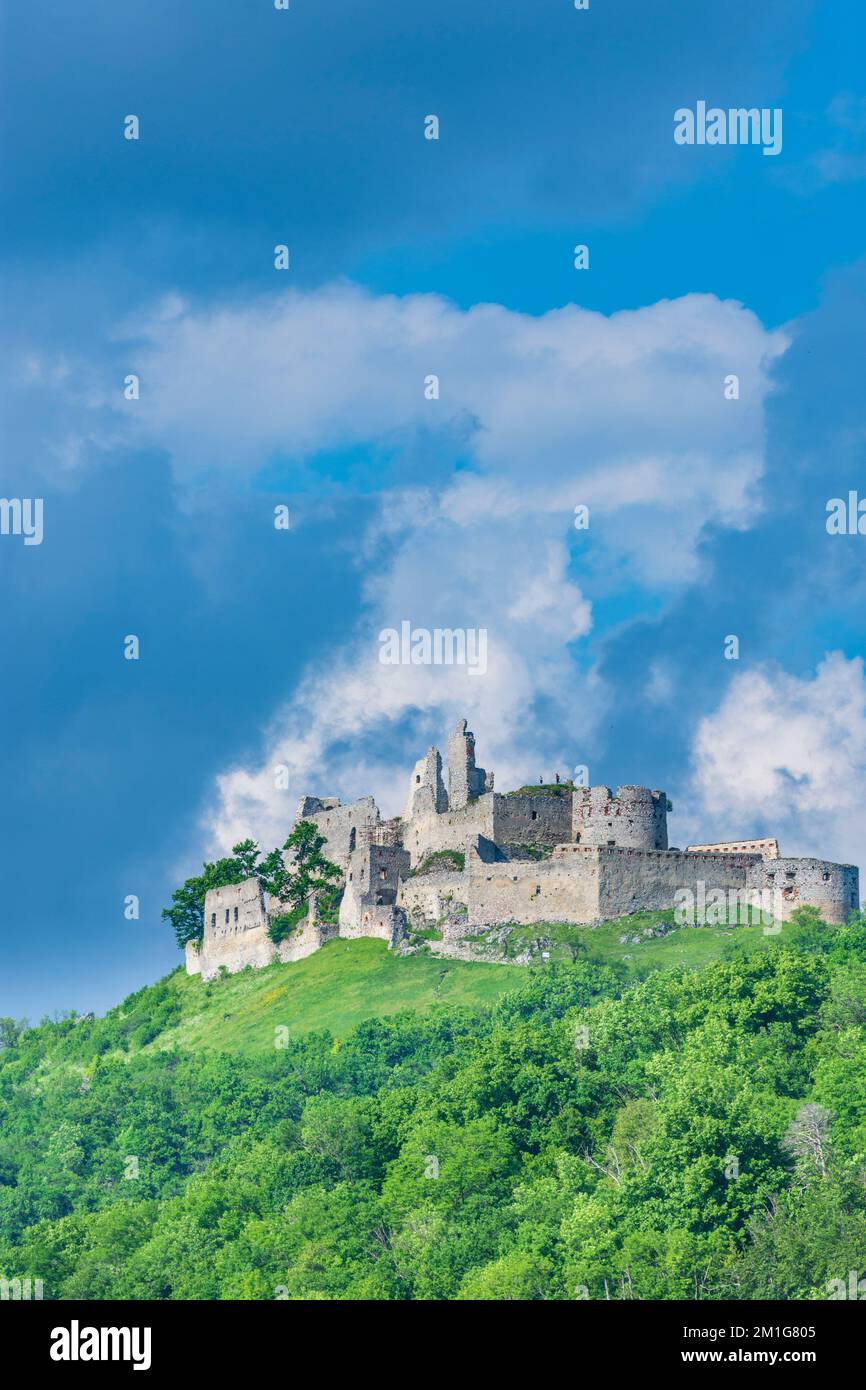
<box><xmin>262</xmin><ymin>820</ymin><xmax>343</xmax><ymax>944</ymax></box>
<box><xmin>161</xmin><ymin>839</ymin><xmax>262</xmax><ymax>949</ymax></box>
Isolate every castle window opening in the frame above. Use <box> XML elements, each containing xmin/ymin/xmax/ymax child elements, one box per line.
<box><xmin>531</xmin><ymin>810</ymin><xmax>537</xmax><ymax>821</ymax></box>
<box><xmin>786</xmin><ymin>871</ymin><xmax>796</xmax><ymax>881</ymax></box>
<box><xmin>607</xmin><ymin>840</ymin><xmax>615</xmax><ymax>847</ymax></box>
<box><xmin>416</xmin><ymin>775</ymin><xmax>420</xmax><ymax>784</ymax></box>
<box><xmin>210</xmin><ymin>913</ymin><xmax>216</xmax><ymax>928</ymax></box>
<box><xmin>379</xmin><ymin>868</ymin><xmax>387</xmax><ymax>880</ymax></box>
<box><xmin>822</xmin><ymin>871</ymin><xmax>830</xmax><ymax>881</ymax></box>
<box><xmin>225</xmin><ymin>909</ymin><xmax>230</xmax><ymax>924</ymax></box>
<box><xmin>234</xmin><ymin>906</ymin><xmax>238</xmax><ymax>923</ymax></box>
<box><xmin>349</xmin><ymin>828</ymin><xmax>356</xmax><ymax>851</ymax></box>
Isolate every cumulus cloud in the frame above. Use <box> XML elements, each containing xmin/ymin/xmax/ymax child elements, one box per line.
<box><xmin>113</xmin><ymin>283</ymin><xmax>786</xmax><ymax>851</ymax></box>
<box><xmin>208</xmin><ymin>524</ymin><xmax>598</xmax><ymax>851</ymax></box>
<box><xmin>684</xmin><ymin>653</ymin><xmax>866</xmax><ymax>872</ymax></box>
<box><xmin>129</xmin><ymin>288</ymin><xmax>783</xmax><ymax>550</ymax></box>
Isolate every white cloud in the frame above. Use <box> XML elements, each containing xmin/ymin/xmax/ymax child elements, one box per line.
<box><xmin>128</xmin><ymin>283</ymin><xmax>785</xmax><ymax>588</ymax></box>
<box><xmin>684</xmin><ymin>652</ymin><xmax>866</xmax><ymax>873</ymax></box>
<box><xmin>113</xmin><ymin>283</ymin><xmax>787</xmax><ymax>851</ymax></box>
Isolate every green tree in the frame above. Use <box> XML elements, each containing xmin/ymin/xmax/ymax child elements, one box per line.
<box><xmin>261</xmin><ymin>821</ymin><xmax>342</xmax><ymax>943</ymax></box>
<box><xmin>457</xmin><ymin>1250</ymin><xmax>553</xmax><ymax>1300</ymax></box>
<box><xmin>162</xmin><ymin>840</ymin><xmax>262</xmax><ymax>949</ymax></box>
<box><xmin>0</xmin><ymin>1018</ymin><xmax>27</xmax><ymax>1051</ymax></box>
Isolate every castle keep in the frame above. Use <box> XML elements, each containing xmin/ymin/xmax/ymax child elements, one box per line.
<box><xmin>186</xmin><ymin>720</ymin><xmax>860</xmax><ymax>980</ymax></box>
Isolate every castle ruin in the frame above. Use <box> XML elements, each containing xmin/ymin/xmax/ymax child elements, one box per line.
<box><xmin>186</xmin><ymin>719</ymin><xmax>860</xmax><ymax>981</ymax></box>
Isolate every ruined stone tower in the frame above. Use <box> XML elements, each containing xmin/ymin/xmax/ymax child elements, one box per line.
<box><xmin>403</xmin><ymin>747</ymin><xmax>448</xmax><ymax>821</ymax></box>
<box><xmin>447</xmin><ymin>719</ymin><xmax>493</xmax><ymax>810</ymax></box>
<box><xmin>572</xmin><ymin>785</ymin><xmax>668</xmax><ymax>850</ymax></box>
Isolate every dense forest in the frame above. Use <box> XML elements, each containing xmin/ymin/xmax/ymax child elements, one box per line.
<box><xmin>1</xmin><ymin>907</ymin><xmax>865</xmax><ymax>1300</ymax></box>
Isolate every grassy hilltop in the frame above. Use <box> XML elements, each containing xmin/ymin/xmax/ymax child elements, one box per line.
<box><xmin>1</xmin><ymin>907</ymin><xmax>865</xmax><ymax>1301</ymax></box>
<box><xmin>152</xmin><ymin>911</ymin><xmax>769</xmax><ymax>1056</ymax></box>
<box><xmin>162</xmin><ymin>937</ymin><xmax>518</xmax><ymax>1054</ymax></box>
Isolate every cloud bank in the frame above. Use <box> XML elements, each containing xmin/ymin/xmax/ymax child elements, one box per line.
<box><xmin>685</xmin><ymin>653</ymin><xmax>866</xmax><ymax>868</ymax></box>
<box><xmin>115</xmin><ymin>284</ymin><xmax>787</xmax><ymax>849</ymax></box>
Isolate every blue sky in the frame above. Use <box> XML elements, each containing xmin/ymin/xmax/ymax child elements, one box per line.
<box><xmin>3</xmin><ymin>0</ymin><xmax>866</xmax><ymax>1018</ymax></box>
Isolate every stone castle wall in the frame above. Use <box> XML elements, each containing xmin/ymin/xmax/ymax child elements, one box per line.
<box><xmin>749</xmin><ymin>856</ymin><xmax>859</xmax><ymax>924</ymax></box>
<box><xmin>399</xmin><ymin>868</ymin><xmax>468</xmax><ymax>929</ymax></box>
<box><xmin>404</xmin><ymin>748</ymin><xmax>448</xmax><ymax>821</ymax></box>
<box><xmin>340</xmin><ymin>843</ymin><xmax>411</xmax><ymax>934</ymax></box>
<box><xmin>447</xmin><ymin>719</ymin><xmax>492</xmax><ymax>809</ymax></box>
<box><xmin>277</xmin><ymin>918</ymin><xmax>338</xmax><ymax>964</ymax></box>
<box><xmin>595</xmin><ymin>846</ymin><xmax>761</xmax><ymax>920</ymax></box>
<box><xmin>338</xmin><ymin>902</ymin><xmax>406</xmax><ymax>946</ymax></box>
<box><xmin>688</xmin><ymin>838</ymin><xmax>780</xmax><ymax>859</ymax></box>
<box><xmin>299</xmin><ymin>795</ymin><xmax>381</xmax><ymax>870</ymax></box>
<box><xmin>183</xmin><ymin>717</ymin><xmax>860</xmax><ymax>982</ymax></box>
<box><xmin>466</xmin><ymin>838</ymin><xmax>600</xmax><ymax>928</ymax></box>
<box><xmin>401</xmin><ymin>793</ymin><xmax>496</xmax><ymax>865</ymax></box>
<box><xmin>491</xmin><ymin>792</ymin><xmax>572</xmax><ymax>847</ymax></box>
<box><xmin>197</xmin><ymin>879</ymin><xmax>276</xmax><ymax>980</ymax></box>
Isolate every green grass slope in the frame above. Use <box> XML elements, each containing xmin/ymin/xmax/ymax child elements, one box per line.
<box><xmin>157</xmin><ymin>937</ymin><xmax>519</xmax><ymax>1054</ymax></box>
<box><xmin>150</xmin><ymin>911</ymin><xmax>774</xmax><ymax>1057</ymax></box>
<box><xmin>14</xmin><ymin>911</ymin><xmax>780</xmax><ymax>1071</ymax></box>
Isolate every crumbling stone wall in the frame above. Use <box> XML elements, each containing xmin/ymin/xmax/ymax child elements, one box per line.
<box><xmin>573</xmin><ymin>785</ymin><xmax>668</xmax><ymax>850</ymax></box>
<box><xmin>447</xmin><ymin>719</ymin><xmax>493</xmax><ymax>810</ymax></box>
<box><xmin>399</xmin><ymin>868</ymin><xmax>468</xmax><ymax>930</ymax></box>
<box><xmin>373</xmin><ymin>816</ymin><xmax>405</xmax><ymax>848</ymax></box>
<box><xmin>403</xmin><ymin>747</ymin><xmax>448</xmax><ymax>821</ymax></box>
<box><xmin>184</xmin><ymin>940</ymin><xmax>202</xmax><ymax>975</ymax></box>
<box><xmin>465</xmin><ymin>843</ymin><xmax>772</xmax><ymax>929</ymax></box>
<box><xmin>492</xmin><ymin>792</ymin><xmax>572</xmax><ymax>847</ymax></box>
<box><xmin>339</xmin><ymin>842</ymin><xmax>411</xmax><ymax>933</ymax></box>
<box><xmin>295</xmin><ymin>794</ymin><xmax>382</xmax><ymax>870</ymax></box>
<box><xmin>198</xmin><ymin>879</ymin><xmax>276</xmax><ymax>980</ymax></box>
<box><xmin>402</xmin><ymin>793</ymin><xmax>496</xmax><ymax>865</ymax></box>
<box><xmin>277</xmin><ymin>918</ymin><xmax>337</xmax><ymax>963</ymax></box>
<box><xmin>467</xmin><ymin>839</ymin><xmax>600</xmax><ymax>927</ymax></box>
<box><xmin>339</xmin><ymin>903</ymin><xmax>407</xmax><ymax>946</ymax></box>
<box><xmin>749</xmin><ymin>856</ymin><xmax>859</xmax><ymax>924</ymax></box>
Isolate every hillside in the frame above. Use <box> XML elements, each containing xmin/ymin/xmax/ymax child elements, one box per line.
<box><xmin>1</xmin><ymin>907</ymin><xmax>865</xmax><ymax>1300</ymax></box>
<box><xmin>159</xmin><ymin>937</ymin><xmax>519</xmax><ymax>1054</ymax></box>
<box><xmin>157</xmin><ymin>912</ymin><xmax>778</xmax><ymax>1056</ymax></box>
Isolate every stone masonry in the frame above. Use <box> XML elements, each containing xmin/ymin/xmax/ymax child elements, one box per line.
<box><xmin>186</xmin><ymin>718</ymin><xmax>861</xmax><ymax>979</ymax></box>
